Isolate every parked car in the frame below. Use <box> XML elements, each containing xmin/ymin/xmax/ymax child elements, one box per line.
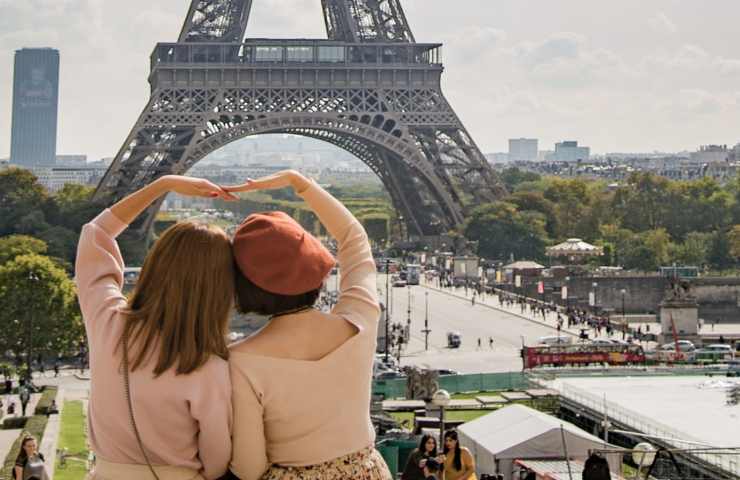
<box><xmin>539</xmin><ymin>335</ymin><xmax>573</xmax><ymax>346</ymax></box>
<box><xmin>447</xmin><ymin>332</ymin><xmax>462</xmax><ymax>348</ymax></box>
<box><xmin>393</xmin><ymin>277</ymin><xmax>408</xmax><ymax>288</ymax></box>
<box><xmin>434</xmin><ymin>368</ymin><xmax>460</xmax><ymax>376</ymax></box>
<box><xmin>660</xmin><ymin>340</ymin><xmax>696</xmax><ymax>352</ymax></box>
<box><xmin>374</xmin><ymin>370</ymin><xmax>406</xmax><ymax>380</ymax></box>
<box><xmin>728</xmin><ymin>360</ymin><xmax>740</xmax><ymax>377</ymax></box>
<box><xmin>657</xmin><ymin>340</ymin><xmax>696</xmax><ymax>361</ymax></box>
<box><xmin>589</xmin><ymin>339</ymin><xmax>616</xmax><ymax>346</ymax></box>
<box><xmin>696</xmin><ymin>344</ymin><xmax>735</xmax><ymax>362</ymax></box>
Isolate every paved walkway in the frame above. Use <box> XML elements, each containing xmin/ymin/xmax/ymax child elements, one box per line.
<box><xmin>0</xmin><ymin>392</ymin><xmax>42</xmax><ymax>466</ymax></box>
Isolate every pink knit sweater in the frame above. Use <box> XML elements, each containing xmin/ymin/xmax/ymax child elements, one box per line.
<box><xmin>75</xmin><ymin>210</ymin><xmax>232</xmax><ymax>480</ymax></box>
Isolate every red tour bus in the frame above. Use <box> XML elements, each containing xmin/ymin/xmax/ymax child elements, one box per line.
<box><xmin>522</xmin><ymin>343</ymin><xmax>646</xmax><ymax>369</ymax></box>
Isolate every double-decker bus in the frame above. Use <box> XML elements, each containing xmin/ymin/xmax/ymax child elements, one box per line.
<box><xmin>522</xmin><ymin>343</ymin><xmax>646</xmax><ymax>369</ymax></box>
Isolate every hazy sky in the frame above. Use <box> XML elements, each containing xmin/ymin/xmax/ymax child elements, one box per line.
<box><xmin>1</xmin><ymin>0</ymin><xmax>740</xmax><ymax>161</ymax></box>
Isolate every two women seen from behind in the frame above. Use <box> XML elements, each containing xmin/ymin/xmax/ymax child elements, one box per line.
<box><xmin>14</xmin><ymin>435</ymin><xmax>48</xmax><ymax>480</ymax></box>
<box><xmin>77</xmin><ymin>170</ymin><xmax>392</xmax><ymax>479</ymax></box>
<box><xmin>76</xmin><ymin>176</ymin><xmax>238</xmax><ymax>479</ymax></box>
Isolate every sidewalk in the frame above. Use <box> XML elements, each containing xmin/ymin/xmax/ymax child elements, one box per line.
<box><xmin>0</xmin><ymin>392</ymin><xmax>42</xmax><ymax>465</ymax></box>
<box><xmin>420</xmin><ymin>280</ymin><xmax>633</xmax><ymax>342</ymax></box>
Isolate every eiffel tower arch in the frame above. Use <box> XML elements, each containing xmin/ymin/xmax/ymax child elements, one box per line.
<box><xmin>94</xmin><ymin>0</ymin><xmax>506</xmax><ymax>238</ymax></box>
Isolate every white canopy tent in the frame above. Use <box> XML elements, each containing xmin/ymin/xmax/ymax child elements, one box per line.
<box><xmin>457</xmin><ymin>405</ymin><xmax>623</xmax><ymax>480</ymax></box>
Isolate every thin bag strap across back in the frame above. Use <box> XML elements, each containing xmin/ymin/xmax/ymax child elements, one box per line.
<box><xmin>122</xmin><ymin>330</ymin><xmax>161</xmax><ymax>480</ymax></box>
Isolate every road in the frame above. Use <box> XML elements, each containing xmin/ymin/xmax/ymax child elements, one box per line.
<box><xmin>377</xmin><ymin>277</ymin><xmax>565</xmax><ymax>373</ymax></box>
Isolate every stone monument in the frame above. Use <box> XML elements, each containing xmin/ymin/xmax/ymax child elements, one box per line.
<box><xmin>659</xmin><ymin>278</ymin><xmax>701</xmax><ymax>346</ymax></box>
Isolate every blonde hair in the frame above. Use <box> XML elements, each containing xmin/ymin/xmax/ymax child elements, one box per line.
<box><xmin>119</xmin><ymin>222</ymin><xmax>235</xmax><ymax>376</ymax></box>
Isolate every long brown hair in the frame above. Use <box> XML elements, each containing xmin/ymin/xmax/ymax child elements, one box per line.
<box><xmin>119</xmin><ymin>222</ymin><xmax>235</xmax><ymax>376</ymax></box>
<box><xmin>15</xmin><ymin>435</ymin><xmax>37</xmax><ymax>473</ymax></box>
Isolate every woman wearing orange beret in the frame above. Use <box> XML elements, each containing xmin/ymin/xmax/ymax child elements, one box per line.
<box><xmin>224</xmin><ymin>170</ymin><xmax>392</xmax><ymax>480</ymax></box>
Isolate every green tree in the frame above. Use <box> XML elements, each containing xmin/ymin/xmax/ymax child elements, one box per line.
<box><xmin>464</xmin><ymin>202</ymin><xmax>548</xmax><ymax>261</ymax></box>
<box><xmin>708</xmin><ymin>230</ymin><xmax>734</xmax><ymax>270</ymax></box>
<box><xmin>544</xmin><ymin>178</ymin><xmax>590</xmax><ymax>238</ymax></box>
<box><xmin>0</xmin><ymin>254</ymin><xmax>83</xmax><ymax>361</ymax></box>
<box><xmin>0</xmin><ymin>235</ymin><xmax>48</xmax><ymax>264</ymax></box>
<box><xmin>727</xmin><ymin>225</ymin><xmax>740</xmax><ymax>259</ymax></box>
<box><xmin>500</xmin><ymin>168</ymin><xmax>541</xmax><ymax>192</ymax></box>
<box><xmin>672</xmin><ymin>232</ymin><xmax>712</xmax><ymax>266</ymax></box>
<box><xmin>0</xmin><ymin>168</ymin><xmax>49</xmax><ymax>237</ymax></box>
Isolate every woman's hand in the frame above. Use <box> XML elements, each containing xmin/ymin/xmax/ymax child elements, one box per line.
<box><xmin>222</xmin><ymin>170</ymin><xmax>311</xmax><ymax>195</ymax></box>
<box><xmin>161</xmin><ymin>176</ymin><xmax>239</xmax><ymax>201</ymax></box>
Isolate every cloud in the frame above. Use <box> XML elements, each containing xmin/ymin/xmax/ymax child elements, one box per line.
<box><xmin>668</xmin><ymin>89</ymin><xmax>724</xmax><ymax>115</ymax></box>
<box><xmin>649</xmin><ymin>12</ymin><xmax>678</xmax><ymax>34</ymax></box>
<box><xmin>517</xmin><ymin>32</ymin><xmax>585</xmax><ymax>66</ymax></box>
<box><xmin>510</xmin><ymin>33</ymin><xmax>635</xmax><ymax>88</ymax></box>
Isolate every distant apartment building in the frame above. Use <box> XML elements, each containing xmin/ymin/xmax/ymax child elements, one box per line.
<box><xmin>485</xmin><ymin>152</ymin><xmax>510</xmax><ymax>164</ymax></box>
<box><xmin>10</xmin><ymin>48</ymin><xmax>60</xmax><ymax>167</ymax></box>
<box><xmin>508</xmin><ymin>138</ymin><xmax>538</xmax><ymax>162</ymax></box>
<box><xmin>29</xmin><ymin>165</ymin><xmax>107</xmax><ymax>193</ymax></box>
<box><xmin>189</xmin><ymin>164</ymin><xmax>290</xmax><ymax>184</ymax></box>
<box><xmin>690</xmin><ymin>145</ymin><xmax>730</xmax><ymax>164</ymax></box>
<box><xmin>56</xmin><ymin>154</ymin><xmax>87</xmax><ymax>167</ymax></box>
<box><xmin>547</xmin><ymin>141</ymin><xmax>590</xmax><ymax>162</ymax></box>
<box><xmin>319</xmin><ymin>167</ymin><xmax>380</xmax><ymax>185</ymax></box>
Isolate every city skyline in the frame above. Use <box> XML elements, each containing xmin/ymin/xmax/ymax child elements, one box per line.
<box><xmin>1</xmin><ymin>1</ymin><xmax>740</xmax><ymax>162</ymax></box>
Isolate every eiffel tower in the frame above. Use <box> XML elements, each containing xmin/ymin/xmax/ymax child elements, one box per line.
<box><xmin>94</xmin><ymin>0</ymin><xmax>505</xmax><ymax>238</ymax></box>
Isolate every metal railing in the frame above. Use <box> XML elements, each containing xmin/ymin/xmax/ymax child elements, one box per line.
<box><xmin>150</xmin><ymin>41</ymin><xmax>443</xmax><ymax>69</ymax></box>
<box><xmin>558</xmin><ymin>383</ymin><xmax>739</xmax><ymax>476</ymax></box>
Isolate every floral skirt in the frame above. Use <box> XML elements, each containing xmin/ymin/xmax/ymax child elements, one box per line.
<box><xmin>261</xmin><ymin>447</ymin><xmax>392</xmax><ymax>480</ymax></box>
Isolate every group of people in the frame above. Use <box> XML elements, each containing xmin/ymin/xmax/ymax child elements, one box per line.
<box><xmin>402</xmin><ymin>432</ymin><xmax>477</xmax><ymax>480</ymax></box>
<box><xmin>72</xmin><ymin>170</ymin><xmax>393</xmax><ymax>480</ymax></box>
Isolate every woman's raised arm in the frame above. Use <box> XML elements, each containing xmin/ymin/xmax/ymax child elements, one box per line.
<box><xmin>225</xmin><ymin>171</ymin><xmax>380</xmax><ymax>325</ymax></box>
<box><xmin>76</xmin><ymin>176</ymin><xmax>237</xmax><ymax>336</ymax></box>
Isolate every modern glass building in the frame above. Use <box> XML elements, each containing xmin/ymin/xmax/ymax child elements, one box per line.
<box><xmin>10</xmin><ymin>48</ymin><xmax>60</xmax><ymax>166</ymax></box>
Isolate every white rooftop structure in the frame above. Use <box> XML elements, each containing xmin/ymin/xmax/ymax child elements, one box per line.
<box><xmin>457</xmin><ymin>404</ymin><xmax>623</xmax><ymax>479</ymax></box>
<box><xmin>546</xmin><ymin>238</ymin><xmax>603</xmax><ymax>258</ymax></box>
<box><xmin>503</xmin><ymin>261</ymin><xmax>545</xmax><ymax>270</ymax></box>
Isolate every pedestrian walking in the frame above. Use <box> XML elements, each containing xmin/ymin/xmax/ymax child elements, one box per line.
<box><xmin>488</xmin><ymin>337</ymin><xmax>494</xmax><ymax>350</ymax></box>
<box><xmin>53</xmin><ymin>361</ymin><xmax>60</xmax><ymax>378</ymax></box>
<box><xmin>19</xmin><ymin>386</ymin><xmax>30</xmax><ymax>417</ymax></box>
<box><xmin>477</xmin><ymin>338</ymin><xmax>482</xmax><ymax>350</ymax></box>
<box><xmin>471</xmin><ymin>294</ymin><xmax>476</xmax><ymax>307</ymax></box>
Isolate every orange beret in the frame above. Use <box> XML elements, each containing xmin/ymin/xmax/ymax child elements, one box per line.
<box><xmin>232</xmin><ymin>211</ymin><xmax>335</xmax><ymax>295</ymax></box>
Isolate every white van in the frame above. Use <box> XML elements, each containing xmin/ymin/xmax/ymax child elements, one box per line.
<box><xmin>538</xmin><ymin>335</ymin><xmax>573</xmax><ymax>346</ymax></box>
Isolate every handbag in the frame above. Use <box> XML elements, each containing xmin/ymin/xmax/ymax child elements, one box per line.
<box><xmin>122</xmin><ymin>330</ymin><xmax>161</xmax><ymax>480</ymax></box>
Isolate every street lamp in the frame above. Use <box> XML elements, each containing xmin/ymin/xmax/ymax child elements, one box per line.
<box><xmin>385</xmin><ymin>259</ymin><xmax>390</xmax><ymax>362</ymax></box>
<box><xmin>423</xmin><ymin>291</ymin><xmax>431</xmax><ymax>351</ymax></box>
<box><xmin>27</xmin><ymin>272</ymin><xmax>40</xmax><ymax>384</ymax></box>
<box><xmin>620</xmin><ymin>289</ymin><xmax>627</xmax><ymax>320</ymax></box>
<box><xmin>432</xmin><ymin>389</ymin><xmax>451</xmax><ymax>447</ymax></box>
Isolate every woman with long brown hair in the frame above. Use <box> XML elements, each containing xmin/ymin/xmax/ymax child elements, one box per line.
<box><xmin>441</xmin><ymin>430</ymin><xmax>477</xmax><ymax>480</ymax></box>
<box><xmin>14</xmin><ymin>435</ymin><xmax>47</xmax><ymax>480</ymax></box>
<box><xmin>75</xmin><ymin>175</ymin><xmax>238</xmax><ymax>480</ymax></box>
<box><xmin>223</xmin><ymin>170</ymin><xmax>392</xmax><ymax>480</ymax></box>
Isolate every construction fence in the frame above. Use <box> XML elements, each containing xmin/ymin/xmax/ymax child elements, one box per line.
<box><xmin>372</xmin><ymin>371</ymin><xmax>533</xmax><ymax>399</ymax></box>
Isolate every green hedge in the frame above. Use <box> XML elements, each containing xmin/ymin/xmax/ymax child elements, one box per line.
<box><xmin>2</xmin><ymin>417</ymin><xmax>28</xmax><ymax>430</ymax></box>
<box><xmin>0</xmin><ymin>415</ymin><xmax>49</xmax><ymax>479</ymax></box>
<box><xmin>34</xmin><ymin>386</ymin><xmax>58</xmax><ymax>416</ymax></box>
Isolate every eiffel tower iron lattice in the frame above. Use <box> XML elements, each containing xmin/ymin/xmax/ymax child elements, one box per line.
<box><xmin>95</xmin><ymin>0</ymin><xmax>506</xmax><ymax>238</ymax></box>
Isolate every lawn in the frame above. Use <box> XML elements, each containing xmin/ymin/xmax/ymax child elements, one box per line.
<box><xmin>54</xmin><ymin>401</ymin><xmax>89</xmax><ymax>480</ymax></box>
<box><xmin>390</xmin><ymin>409</ymin><xmax>495</xmax><ymax>427</ymax></box>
